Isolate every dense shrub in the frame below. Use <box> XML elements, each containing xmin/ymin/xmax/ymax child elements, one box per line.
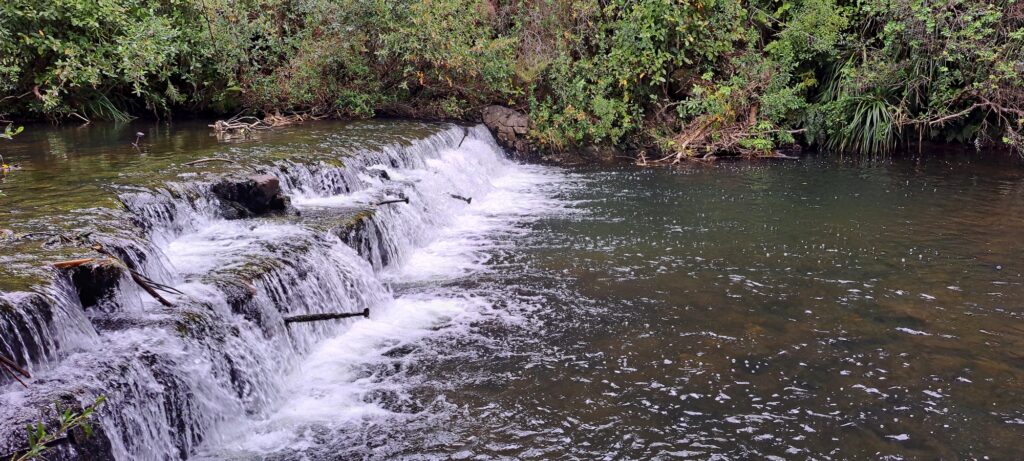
<box><xmin>1</xmin><ymin>0</ymin><xmax>1021</xmax><ymax>156</ymax></box>
<box><xmin>0</xmin><ymin>0</ymin><xmax>217</xmax><ymax>121</ymax></box>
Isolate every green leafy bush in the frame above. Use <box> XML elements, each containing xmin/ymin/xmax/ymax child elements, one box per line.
<box><xmin>0</xmin><ymin>0</ymin><xmax>217</xmax><ymax>120</ymax></box>
<box><xmin>0</xmin><ymin>0</ymin><xmax>1021</xmax><ymax>156</ymax></box>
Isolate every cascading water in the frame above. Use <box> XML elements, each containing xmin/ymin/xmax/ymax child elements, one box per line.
<box><xmin>0</xmin><ymin>123</ymin><xmax>568</xmax><ymax>460</ymax></box>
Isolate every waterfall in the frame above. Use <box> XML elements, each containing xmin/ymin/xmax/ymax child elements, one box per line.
<box><xmin>0</xmin><ymin>124</ymin><xmax>530</xmax><ymax>460</ymax></box>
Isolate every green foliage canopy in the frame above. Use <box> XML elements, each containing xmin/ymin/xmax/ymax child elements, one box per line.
<box><xmin>0</xmin><ymin>0</ymin><xmax>1021</xmax><ymax>155</ymax></box>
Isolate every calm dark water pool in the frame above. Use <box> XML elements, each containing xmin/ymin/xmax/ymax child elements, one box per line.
<box><xmin>306</xmin><ymin>156</ymin><xmax>1024</xmax><ymax>460</ymax></box>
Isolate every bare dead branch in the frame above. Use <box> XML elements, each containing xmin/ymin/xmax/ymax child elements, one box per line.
<box><xmin>284</xmin><ymin>308</ymin><xmax>370</xmax><ymax>324</ymax></box>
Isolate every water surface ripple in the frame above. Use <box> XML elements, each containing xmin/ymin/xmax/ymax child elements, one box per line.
<box><xmin>208</xmin><ymin>157</ymin><xmax>1024</xmax><ymax>460</ymax></box>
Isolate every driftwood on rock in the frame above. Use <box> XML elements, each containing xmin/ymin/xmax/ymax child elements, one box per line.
<box><xmin>0</xmin><ymin>353</ymin><xmax>31</xmax><ymax>388</ymax></box>
<box><xmin>209</xmin><ymin>115</ymin><xmax>273</xmax><ymax>134</ymax></box>
<box><xmin>89</xmin><ymin>244</ymin><xmax>182</xmax><ymax>307</ymax></box>
<box><xmin>52</xmin><ymin>258</ymin><xmax>97</xmax><ymax>269</ymax></box>
<box><xmin>284</xmin><ymin>308</ymin><xmax>370</xmax><ymax>325</ymax></box>
<box><xmin>449</xmin><ymin>194</ymin><xmax>472</xmax><ymax>204</ymax></box>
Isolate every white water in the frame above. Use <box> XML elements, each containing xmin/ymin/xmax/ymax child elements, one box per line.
<box><xmin>0</xmin><ymin>123</ymin><xmax>570</xmax><ymax>461</ymax></box>
<box><xmin>192</xmin><ymin>139</ymin><xmax>571</xmax><ymax>459</ymax></box>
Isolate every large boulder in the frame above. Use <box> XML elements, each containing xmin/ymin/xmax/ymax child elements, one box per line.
<box><xmin>481</xmin><ymin>105</ymin><xmax>532</xmax><ymax>156</ymax></box>
<box><xmin>210</xmin><ymin>175</ymin><xmax>293</xmax><ymax>219</ymax></box>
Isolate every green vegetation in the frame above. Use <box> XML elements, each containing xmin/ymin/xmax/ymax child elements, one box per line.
<box><xmin>10</xmin><ymin>395</ymin><xmax>106</xmax><ymax>461</ymax></box>
<box><xmin>1</xmin><ymin>0</ymin><xmax>1022</xmax><ymax>157</ymax></box>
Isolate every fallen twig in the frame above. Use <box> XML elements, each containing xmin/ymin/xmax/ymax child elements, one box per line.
<box><xmin>0</xmin><ymin>354</ymin><xmax>31</xmax><ymax>388</ymax></box>
<box><xmin>52</xmin><ymin>258</ymin><xmax>97</xmax><ymax>269</ymax></box>
<box><xmin>127</xmin><ymin>271</ymin><xmax>175</xmax><ymax>307</ymax></box>
<box><xmin>759</xmin><ymin>153</ymin><xmax>799</xmax><ymax>160</ymax></box>
<box><xmin>449</xmin><ymin>194</ymin><xmax>472</xmax><ymax>204</ymax></box>
<box><xmin>69</xmin><ymin>112</ymin><xmax>91</xmax><ymax>125</ymax></box>
<box><xmin>182</xmin><ymin>158</ymin><xmax>257</xmax><ymax>172</ymax></box>
<box><xmin>1</xmin><ymin>364</ymin><xmax>27</xmax><ymax>387</ymax></box>
<box><xmin>90</xmin><ymin>244</ymin><xmax>181</xmax><ymax>306</ymax></box>
<box><xmin>284</xmin><ymin>308</ymin><xmax>370</xmax><ymax>324</ymax></box>
<box><xmin>375</xmin><ymin>197</ymin><xmax>409</xmax><ymax>206</ymax></box>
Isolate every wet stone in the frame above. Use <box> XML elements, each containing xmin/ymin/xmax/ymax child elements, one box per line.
<box><xmin>210</xmin><ymin>175</ymin><xmax>294</xmax><ymax>219</ymax></box>
<box><xmin>338</xmin><ymin>212</ymin><xmax>389</xmax><ymax>269</ymax></box>
<box><xmin>0</xmin><ymin>394</ymin><xmax>116</xmax><ymax>461</ymax></box>
<box><xmin>67</xmin><ymin>262</ymin><xmax>123</xmax><ymax>310</ymax></box>
<box><xmin>481</xmin><ymin>105</ymin><xmax>531</xmax><ymax>156</ymax></box>
<box><xmin>298</xmin><ymin>207</ymin><xmax>391</xmax><ymax>269</ymax></box>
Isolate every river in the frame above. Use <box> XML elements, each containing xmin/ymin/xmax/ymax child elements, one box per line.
<box><xmin>1</xmin><ymin>121</ymin><xmax>1022</xmax><ymax>460</ymax></box>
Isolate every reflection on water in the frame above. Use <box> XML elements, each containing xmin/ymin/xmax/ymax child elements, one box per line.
<box><xmin>250</xmin><ymin>157</ymin><xmax>1024</xmax><ymax>460</ymax></box>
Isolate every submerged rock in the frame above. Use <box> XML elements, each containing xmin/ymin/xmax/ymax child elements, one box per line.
<box><xmin>210</xmin><ymin>175</ymin><xmax>294</xmax><ymax>219</ymax></box>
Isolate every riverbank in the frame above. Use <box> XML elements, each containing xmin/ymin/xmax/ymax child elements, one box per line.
<box><xmin>7</xmin><ymin>110</ymin><xmax>1019</xmax><ymax>172</ymax></box>
<box><xmin>3</xmin><ymin>0</ymin><xmax>1022</xmax><ymax>160</ymax></box>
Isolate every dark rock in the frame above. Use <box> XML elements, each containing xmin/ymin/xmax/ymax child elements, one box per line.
<box><xmin>0</xmin><ymin>394</ymin><xmax>116</xmax><ymax>461</ymax></box>
<box><xmin>87</xmin><ymin>311</ymin><xmax>173</xmax><ymax>333</ymax></box>
<box><xmin>481</xmin><ymin>105</ymin><xmax>532</xmax><ymax>157</ymax></box>
<box><xmin>481</xmin><ymin>106</ymin><xmax>629</xmax><ymax>165</ymax></box>
<box><xmin>366</xmin><ymin>168</ymin><xmax>391</xmax><ymax>181</ymax></box>
<box><xmin>210</xmin><ymin>175</ymin><xmax>293</xmax><ymax>219</ymax></box>
<box><xmin>333</xmin><ymin>210</ymin><xmax>390</xmax><ymax>269</ymax></box>
<box><xmin>210</xmin><ymin>278</ymin><xmax>270</xmax><ymax>335</ymax></box>
<box><xmin>68</xmin><ymin>263</ymin><xmax>124</xmax><ymax>310</ymax></box>
<box><xmin>293</xmin><ymin>207</ymin><xmax>390</xmax><ymax>269</ymax></box>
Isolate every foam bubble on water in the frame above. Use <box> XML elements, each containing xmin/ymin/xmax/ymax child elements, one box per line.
<box><xmin>224</xmin><ymin>294</ymin><xmax>489</xmax><ymax>443</ymax></box>
<box><xmin>387</xmin><ymin>166</ymin><xmax>564</xmax><ymax>283</ymax></box>
<box><xmin>166</xmin><ymin>221</ymin><xmax>311</xmax><ymax>276</ymax></box>
<box><xmin>895</xmin><ymin>327</ymin><xmax>932</xmax><ymax>336</ymax></box>
<box><xmin>291</xmin><ymin>188</ymin><xmax>379</xmax><ymax>208</ymax></box>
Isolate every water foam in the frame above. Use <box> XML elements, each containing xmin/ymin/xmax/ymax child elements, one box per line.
<box><xmin>193</xmin><ymin>136</ymin><xmax>571</xmax><ymax>459</ymax></box>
